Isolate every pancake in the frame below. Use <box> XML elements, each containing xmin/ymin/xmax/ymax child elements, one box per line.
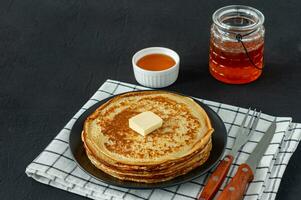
<box><xmin>82</xmin><ymin>91</ymin><xmax>214</xmax><ymax>183</ymax></box>
<box><xmin>85</xmin><ymin>141</ymin><xmax>212</xmax><ymax>183</ymax></box>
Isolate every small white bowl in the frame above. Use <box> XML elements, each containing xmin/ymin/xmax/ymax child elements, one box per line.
<box><xmin>132</xmin><ymin>47</ymin><xmax>180</xmax><ymax>88</ymax></box>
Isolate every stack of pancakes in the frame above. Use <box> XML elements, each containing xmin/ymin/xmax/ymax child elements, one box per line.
<box><xmin>82</xmin><ymin>91</ymin><xmax>214</xmax><ymax>183</ymax></box>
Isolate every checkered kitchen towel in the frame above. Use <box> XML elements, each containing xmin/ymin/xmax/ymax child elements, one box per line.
<box><xmin>26</xmin><ymin>79</ymin><xmax>301</xmax><ymax>200</ymax></box>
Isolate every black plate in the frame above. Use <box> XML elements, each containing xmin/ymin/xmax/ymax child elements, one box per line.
<box><xmin>69</xmin><ymin>91</ymin><xmax>227</xmax><ymax>189</ymax></box>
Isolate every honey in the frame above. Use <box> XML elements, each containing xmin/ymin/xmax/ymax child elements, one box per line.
<box><xmin>209</xmin><ymin>39</ymin><xmax>264</xmax><ymax>84</ymax></box>
<box><xmin>137</xmin><ymin>54</ymin><xmax>175</xmax><ymax>71</ymax></box>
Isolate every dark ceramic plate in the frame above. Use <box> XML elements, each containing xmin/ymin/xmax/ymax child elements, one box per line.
<box><xmin>69</xmin><ymin>91</ymin><xmax>227</xmax><ymax>189</ymax></box>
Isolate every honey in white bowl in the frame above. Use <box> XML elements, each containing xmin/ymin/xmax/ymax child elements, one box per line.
<box><xmin>137</xmin><ymin>54</ymin><xmax>176</xmax><ymax>71</ymax></box>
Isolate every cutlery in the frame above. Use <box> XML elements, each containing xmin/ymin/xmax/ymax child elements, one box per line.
<box><xmin>217</xmin><ymin>120</ymin><xmax>277</xmax><ymax>200</ymax></box>
<box><xmin>199</xmin><ymin>109</ymin><xmax>261</xmax><ymax>200</ymax></box>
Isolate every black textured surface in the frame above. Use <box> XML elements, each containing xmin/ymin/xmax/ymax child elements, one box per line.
<box><xmin>1</xmin><ymin>0</ymin><xmax>300</xmax><ymax>199</ymax></box>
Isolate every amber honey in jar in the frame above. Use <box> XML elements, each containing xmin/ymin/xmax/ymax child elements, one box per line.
<box><xmin>209</xmin><ymin>5</ymin><xmax>265</xmax><ymax>84</ymax></box>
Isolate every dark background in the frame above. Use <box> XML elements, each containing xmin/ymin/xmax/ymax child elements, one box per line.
<box><xmin>1</xmin><ymin>0</ymin><xmax>300</xmax><ymax>199</ymax></box>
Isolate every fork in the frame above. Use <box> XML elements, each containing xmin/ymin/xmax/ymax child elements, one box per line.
<box><xmin>198</xmin><ymin>108</ymin><xmax>262</xmax><ymax>200</ymax></box>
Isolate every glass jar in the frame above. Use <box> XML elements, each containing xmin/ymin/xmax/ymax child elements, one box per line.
<box><xmin>209</xmin><ymin>5</ymin><xmax>265</xmax><ymax>84</ymax></box>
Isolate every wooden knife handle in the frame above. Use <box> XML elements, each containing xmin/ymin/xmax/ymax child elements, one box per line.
<box><xmin>198</xmin><ymin>155</ymin><xmax>234</xmax><ymax>200</ymax></box>
<box><xmin>216</xmin><ymin>163</ymin><xmax>254</xmax><ymax>200</ymax></box>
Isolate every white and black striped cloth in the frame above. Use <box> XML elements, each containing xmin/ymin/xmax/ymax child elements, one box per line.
<box><xmin>26</xmin><ymin>79</ymin><xmax>301</xmax><ymax>200</ymax></box>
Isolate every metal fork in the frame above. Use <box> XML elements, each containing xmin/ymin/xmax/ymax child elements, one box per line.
<box><xmin>231</xmin><ymin>109</ymin><xmax>262</xmax><ymax>156</ymax></box>
<box><xmin>198</xmin><ymin>108</ymin><xmax>261</xmax><ymax>200</ymax></box>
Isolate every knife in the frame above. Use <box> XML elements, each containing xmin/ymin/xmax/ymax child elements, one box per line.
<box><xmin>216</xmin><ymin>120</ymin><xmax>277</xmax><ymax>200</ymax></box>
<box><xmin>198</xmin><ymin>109</ymin><xmax>260</xmax><ymax>200</ymax></box>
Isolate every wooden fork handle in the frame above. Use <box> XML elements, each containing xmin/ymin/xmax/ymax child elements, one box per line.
<box><xmin>216</xmin><ymin>163</ymin><xmax>254</xmax><ymax>200</ymax></box>
<box><xmin>198</xmin><ymin>155</ymin><xmax>234</xmax><ymax>200</ymax></box>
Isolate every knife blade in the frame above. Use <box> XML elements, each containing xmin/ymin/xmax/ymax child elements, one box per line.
<box><xmin>217</xmin><ymin>120</ymin><xmax>277</xmax><ymax>200</ymax></box>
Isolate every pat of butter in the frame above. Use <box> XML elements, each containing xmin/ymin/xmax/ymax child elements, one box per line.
<box><xmin>129</xmin><ymin>111</ymin><xmax>163</xmax><ymax>136</ymax></box>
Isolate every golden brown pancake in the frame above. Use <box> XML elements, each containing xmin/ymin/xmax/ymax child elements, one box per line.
<box><xmin>85</xmin><ymin>140</ymin><xmax>212</xmax><ymax>183</ymax></box>
<box><xmin>82</xmin><ymin>91</ymin><xmax>214</xmax><ymax>183</ymax></box>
